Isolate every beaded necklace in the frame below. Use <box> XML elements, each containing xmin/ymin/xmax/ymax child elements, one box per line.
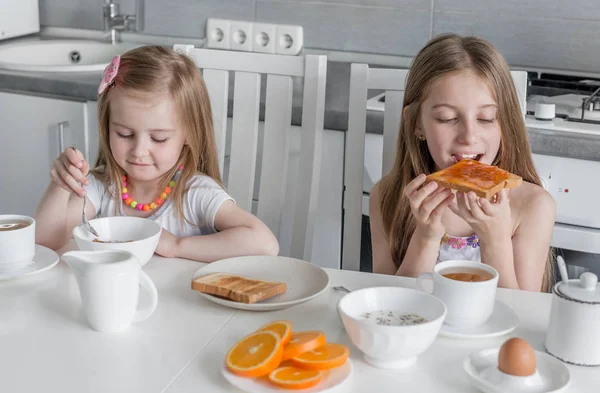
<box><xmin>121</xmin><ymin>165</ymin><xmax>183</xmax><ymax>212</ymax></box>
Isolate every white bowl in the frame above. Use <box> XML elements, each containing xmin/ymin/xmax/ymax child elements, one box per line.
<box><xmin>72</xmin><ymin>217</ymin><xmax>162</xmax><ymax>266</ymax></box>
<box><xmin>337</xmin><ymin>286</ymin><xmax>447</xmax><ymax>369</ymax></box>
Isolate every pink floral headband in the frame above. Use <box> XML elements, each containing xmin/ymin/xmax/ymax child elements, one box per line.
<box><xmin>98</xmin><ymin>55</ymin><xmax>120</xmax><ymax>96</ymax></box>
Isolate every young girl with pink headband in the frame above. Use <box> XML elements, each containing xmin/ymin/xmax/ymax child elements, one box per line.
<box><xmin>35</xmin><ymin>46</ymin><xmax>279</xmax><ymax>261</ymax></box>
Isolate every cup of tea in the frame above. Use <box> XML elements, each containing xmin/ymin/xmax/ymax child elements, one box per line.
<box><xmin>416</xmin><ymin>260</ymin><xmax>499</xmax><ymax>329</ymax></box>
<box><xmin>0</xmin><ymin>214</ymin><xmax>36</xmax><ymax>273</ymax></box>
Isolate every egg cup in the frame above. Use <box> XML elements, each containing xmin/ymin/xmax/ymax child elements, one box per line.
<box><xmin>464</xmin><ymin>348</ymin><xmax>571</xmax><ymax>393</ymax></box>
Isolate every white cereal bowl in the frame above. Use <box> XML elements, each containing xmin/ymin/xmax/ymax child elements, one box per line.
<box><xmin>72</xmin><ymin>217</ymin><xmax>162</xmax><ymax>267</ymax></box>
<box><xmin>337</xmin><ymin>286</ymin><xmax>447</xmax><ymax>369</ymax></box>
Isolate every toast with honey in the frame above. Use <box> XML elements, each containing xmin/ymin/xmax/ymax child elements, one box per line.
<box><xmin>425</xmin><ymin>159</ymin><xmax>522</xmax><ymax>199</ymax></box>
<box><xmin>191</xmin><ymin>272</ymin><xmax>287</xmax><ymax>304</ymax></box>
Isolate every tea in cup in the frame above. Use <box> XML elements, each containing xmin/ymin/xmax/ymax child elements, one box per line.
<box><xmin>0</xmin><ymin>214</ymin><xmax>35</xmax><ymax>273</ymax></box>
<box><xmin>417</xmin><ymin>260</ymin><xmax>499</xmax><ymax>329</ymax></box>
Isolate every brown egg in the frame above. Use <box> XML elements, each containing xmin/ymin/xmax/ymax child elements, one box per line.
<box><xmin>498</xmin><ymin>338</ymin><xmax>536</xmax><ymax>376</ymax></box>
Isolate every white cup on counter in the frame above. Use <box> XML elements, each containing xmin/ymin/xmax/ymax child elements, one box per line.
<box><xmin>534</xmin><ymin>102</ymin><xmax>556</xmax><ymax>121</ymax></box>
<box><xmin>0</xmin><ymin>214</ymin><xmax>36</xmax><ymax>273</ymax></box>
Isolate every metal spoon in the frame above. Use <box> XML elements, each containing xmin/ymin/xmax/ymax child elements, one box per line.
<box><xmin>71</xmin><ymin>146</ymin><xmax>99</xmax><ymax>238</ymax></box>
<box><xmin>557</xmin><ymin>255</ymin><xmax>569</xmax><ymax>283</ymax></box>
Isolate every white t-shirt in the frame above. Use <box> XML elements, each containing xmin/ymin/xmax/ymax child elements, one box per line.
<box><xmin>84</xmin><ymin>173</ymin><xmax>234</xmax><ymax>237</ymax></box>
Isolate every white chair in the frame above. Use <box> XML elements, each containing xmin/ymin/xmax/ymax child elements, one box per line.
<box><xmin>342</xmin><ymin>63</ymin><xmax>528</xmax><ymax>271</ymax></box>
<box><xmin>174</xmin><ymin>45</ymin><xmax>327</xmax><ymax>262</ymax></box>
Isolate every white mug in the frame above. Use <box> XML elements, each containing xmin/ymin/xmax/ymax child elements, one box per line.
<box><xmin>0</xmin><ymin>214</ymin><xmax>36</xmax><ymax>273</ymax></box>
<box><xmin>416</xmin><ymin>260</ymin><xmax>499</xmax><ymax>329</ymax></box>
<box><xmin>62</xmin><ymin>250</ymin><xmax>158</xmax><ymax>333</ymax></box>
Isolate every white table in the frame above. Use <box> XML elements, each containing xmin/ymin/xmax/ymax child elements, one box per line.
<box><xmin>0</xmin><ymin>243</ymin><xmax>236</xmax><ymax>392</ymax></box>
<box><xmin>1</xmin><ymin>247</ymin><xmax>598</xmax><ymax>393</ymax></box>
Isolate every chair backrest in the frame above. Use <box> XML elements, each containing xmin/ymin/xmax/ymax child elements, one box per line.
<box><xmin>174</xmin><ymin>45</ymin><xmax>327</xmax><ymax>261</ymax></box>
<box><xmin>342</xmin><ymin>64</ymin><xmax>528</xmax><ymax>271</ymax></box>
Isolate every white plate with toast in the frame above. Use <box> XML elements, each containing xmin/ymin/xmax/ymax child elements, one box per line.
<box><xmin>191</xmin><ymin>255</ymin><xmax>330</xmax><ymax>311</ymax></box>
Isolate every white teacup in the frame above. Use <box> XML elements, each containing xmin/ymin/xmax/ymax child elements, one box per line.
<box><xmin>0</xmin><ymin>214</ymin><xmax>36</xmax><ymax>273</ymax></box>
<box><xmin>417</xmin><ymin>260</ymin><xmax>499</xmax><ymax>329</ymax></box>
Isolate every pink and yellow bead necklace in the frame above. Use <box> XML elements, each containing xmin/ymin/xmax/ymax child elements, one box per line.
<box><xmin>121</xmin><ymin>165</ymin><xmax>184</xmax><ymax>211</ymax></box>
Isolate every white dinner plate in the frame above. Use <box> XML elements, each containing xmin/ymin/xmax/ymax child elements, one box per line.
<box><xmin>464</xmin><ymin>347</ymin><xmax>571</xmax><ymax>393</ymax></box>
<box><xmin>439</xmin><ymin>300</ymin><xmax>518</xmax><ymax>339</ymax></box>
<box><xmin>0</xmin><ymin>244</ymin><xmax>60</xmax><ymax>281</ymax></box>
<box><xmin>192</xmin><ymin>255</ymin><xmax>330</xmax><ymax>311</ymax></box>
<box><xmin>221</xmin><ymin>359</ymin><xmax>354</xmax><ymax>393</ymax></box>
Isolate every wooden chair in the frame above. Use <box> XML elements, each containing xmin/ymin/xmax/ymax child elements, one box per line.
<box><xmin>342</xmin><ymin>63</ymin><xmax>528</xmax><ymax>271</ymax></box>
<box><xmin>174</xmin><ymin>45</ymin><xmax>327</xmax><ymax>261</ymax></box>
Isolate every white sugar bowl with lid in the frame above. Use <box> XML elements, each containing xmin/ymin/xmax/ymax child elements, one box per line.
<box><xmin>545</xmin><ymin>272</ymin><xmax>600</xmax><ymax>366</ymax></box>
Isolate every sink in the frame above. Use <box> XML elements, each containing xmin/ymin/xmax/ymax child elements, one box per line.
<box><xmin>0</xmin><ymin>40</ymin><xmax>141</xmax><ymax>73</ymax></box>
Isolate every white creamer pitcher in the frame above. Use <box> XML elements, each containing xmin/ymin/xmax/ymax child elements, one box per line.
<box><xmin>62</xmin><ymin>250</ymin><xmax>158</xmax><ymax>333</ymax></box>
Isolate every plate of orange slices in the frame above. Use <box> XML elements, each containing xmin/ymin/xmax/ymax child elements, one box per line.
<box><xmin>222</xmin><ymin>320</ymin><xmax>354</xmax><ymax>392</ymax></box>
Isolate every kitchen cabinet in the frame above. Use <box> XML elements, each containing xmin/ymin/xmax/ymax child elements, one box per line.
<box><xmin>0</xmin><ymin>92</ymin><xmax>97</xmax><ymax>217</ymax></box>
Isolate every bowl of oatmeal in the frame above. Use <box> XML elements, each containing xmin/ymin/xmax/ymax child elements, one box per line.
<box><xmin>72</xmin><ymin>216</ymin><xmax>162</xmax><ymax>267</ymax></box>
<box><xmin>337</xmin><ymin>286</ymin><xmax>446</xmax><ymax>369</ymax></box>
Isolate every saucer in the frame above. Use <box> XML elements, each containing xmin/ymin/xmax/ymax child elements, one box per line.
<box><xmin>464</xmin><ymin>347</ymin><xmax>571</xmax><ymax>393</ymax></box>
<box><xmin>221</xmin><ymin>359</ymin><xmax>353</xmax><ymax>393</ymax></box>
<box><xmin>0</xmin><ymin>244</ymin><xmax>59</xmax><ymax>281</ymax></box>
<box><xmin>439</xmin><ymin>300</ymin><xmax>518</xmax><ymax>339</ymax></box>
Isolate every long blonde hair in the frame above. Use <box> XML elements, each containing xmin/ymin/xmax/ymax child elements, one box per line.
<box><xmin>378</xmin><ymin>34</ymin><xmax>554</xmax><ymax>292</ymax></box>
<box><xmin>92</xmin><ymin>45</ymin><xmax>221</xmax><ymax>225</ymax></box>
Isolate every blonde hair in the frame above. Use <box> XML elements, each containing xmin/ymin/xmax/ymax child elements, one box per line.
<box><xmin>378</xmin><ymin>34</ymin><xmax>554</xmax><ymax>292</ymax></box>
<box><xmin>92</xmin><ymin>45</ymin><xmax>222</xmax><ymax>226</ymax></box>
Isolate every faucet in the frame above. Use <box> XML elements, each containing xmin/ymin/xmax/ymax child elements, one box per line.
<box><xmin>580</xmin><ymin>86</ymin><xmax>600</xmax><ymax>121</ymax></box>
<box><xmin>103</xmin><ymin>0</ymin><xmax>144</xmax><ymax>44</ymax></box>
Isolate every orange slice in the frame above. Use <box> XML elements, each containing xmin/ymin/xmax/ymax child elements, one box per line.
<box><xmin>291</xmin><ymin>343</ymin><xmax>350</xmax><ymax>370</ymax></box>
<box><xmin>257</xmin><ymin>320</ymin><xmax>293</xmax><ymax>346</ymax></box>
<box><xmin>225</xmin><ymin>330</ymin><xmax>283</xmax><ymax>377</ymax></box>
<box><xmin>282</xmin><ymin>331</ymin><xmax>326</xmax><ymax>361</ymax></box>
<box><xmin>268</xmin><ymin>366</ymin><xmax>324</xmax><ymax>390</ymax></box>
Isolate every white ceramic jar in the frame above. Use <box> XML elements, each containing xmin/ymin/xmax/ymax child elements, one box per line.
<box><xmin>545</xmin><ymin>272</ymin><xmax>600</xmax><ymax>366</ymax></box>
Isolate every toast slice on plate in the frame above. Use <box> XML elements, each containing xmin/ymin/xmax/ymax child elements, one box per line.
<box><xmin>191</xmin><ymin>272</ymin><xmax>287</xmax><ymax>304</ymax></box>
<box><xmin>425</xmin><ymin>159</ymin><xmax>522</xmax><ymax>199</ymax></box>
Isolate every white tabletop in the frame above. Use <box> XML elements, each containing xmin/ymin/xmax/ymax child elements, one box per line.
<box><xmin>166</xmin><ymin>269</ymin><xmax>600</xmax><ymax>393</ymax></box>
<box><xmin>0</xmin><ymin>243</ymin><xmax>236</xmax><ymax>392</ymax></box>
<box><xmin>1</xmin><ymin>246</ymin><xmax>598</xmax><ymax>393</ymax></box>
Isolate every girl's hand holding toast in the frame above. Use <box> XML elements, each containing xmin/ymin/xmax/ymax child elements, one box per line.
<box><xmin>405</xmin><ymin>174</ymin><xmax>454</xmax><ymax>242</ymax></box>
<box><xmin>449</xmin><ymin>189</ymin><xmax>512</xmax><ymax>243</ymax></box>
<box><xmin>50</xmin><ymin>147</ymin><xmax>89</xmax><ymax>198</ymax></box>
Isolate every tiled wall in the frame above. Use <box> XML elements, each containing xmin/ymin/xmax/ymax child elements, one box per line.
<box><xmin>40</xmin><ymin>0</ymin><xmax>600</xmax><ymax>73</ymax></box>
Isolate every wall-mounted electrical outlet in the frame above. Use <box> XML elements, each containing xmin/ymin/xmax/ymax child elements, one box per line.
<box><xmin>205</xmin><ymin>19</ymin><xmax>304</xmax><ymax>55</ymax></box>
<box><xmin>206</xmin><ymin>18</ymin><xmax>231</xmax><ymax>50</ymax></box>
<box><xmin>275</xmin><ymin>24</ymin><xmax>303</xmax><ymax>56</ymax></box>
<box><xmin>253</xmin><ymin>23</ymin><xmax>277</xmax><ymax>54</ymax></box>
<box><xmin>230</xmin><ymin>21</ymin><xmax>253</xmax><ymax>52</ymax></box>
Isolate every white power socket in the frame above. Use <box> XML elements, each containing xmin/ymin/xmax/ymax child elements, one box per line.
<box><xmin>205</xmin><ymin>18</ymin><xmax>303</xmax><ymax>56</ymax></box>
<box><xmin>253</xmin><ymin>23</ymin><xmax>277</xmax><ymax>54</ymax></box>
<box><xmin>275</xmin><ymin>24</ymin><xmax>304</xmax><ymax>56</ymax></box>
<box><xmin>206</xmin><ymin>19</ymin><xmax>231</xmax><ymax>50</ymax></box>
<box><xmin>230</xmin><ymin>21</ymin><xmax>253</xmax><ymax>52</ymax></box>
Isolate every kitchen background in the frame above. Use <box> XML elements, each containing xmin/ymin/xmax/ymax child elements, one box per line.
<box><xmin>40</xmin><ymin>0</ymin><xmax>600</xmax><ymax>74</ymax></box>
<box><xmin>2</xmin><ymin>0</ymin><xmax>600</xmax><ymax>279</ymax></box>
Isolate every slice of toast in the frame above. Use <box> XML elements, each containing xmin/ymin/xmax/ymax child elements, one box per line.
<box><xmin>191</xmin><ymin>272</ymin><xmax>287</xmax><ymax>304</ymax></box>
<box><xmin>425</xmin><ymin>159</ymin><xmax>522</xmax><ymax>199</ymax></box>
